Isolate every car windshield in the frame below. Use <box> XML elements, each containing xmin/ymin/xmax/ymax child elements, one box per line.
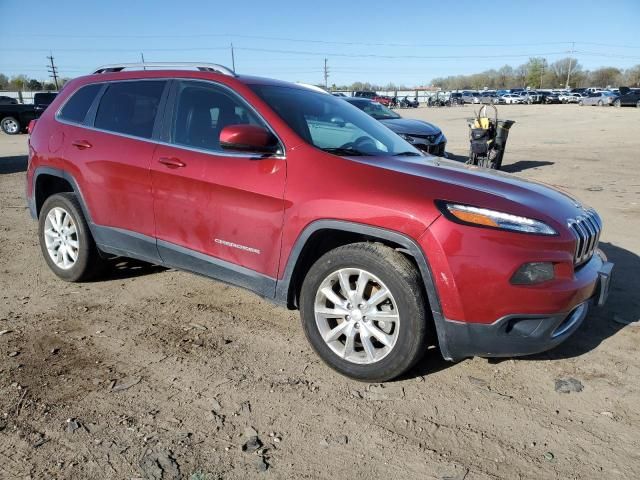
<box><xmin>250</xmin><ymin>85</ymin><xmax>420</xmax><ymax>156</ymax></box>
<box><xmin>350</xmin><ymin>100</ymin><xmax>400</xmax><ymax>120</ymax></box>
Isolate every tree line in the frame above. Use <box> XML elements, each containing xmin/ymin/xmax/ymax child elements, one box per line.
<box><xmin>430</xmin><ymin>58</ymin><xmax>640</xmax><ymax>91</ymax></box>
<box><xmin>0</xmin><ymin>74</ymin><xmax>70</xmax><ymax>92</ymax></box>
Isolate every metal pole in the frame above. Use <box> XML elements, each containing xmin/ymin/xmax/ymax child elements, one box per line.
<box><xmin>324</xmin><ymin>58</ymin><xmax>329</xmax><ymax>89</ymax></box>
<box><xmin>565</xmin><ymin>42</ymin><xmax>575</xmax><ymax>89</ymax></box>
<box><xmin>231</xmin><ymin>43</ymin><xmax>236</xmax><ymax>72</ymax></box>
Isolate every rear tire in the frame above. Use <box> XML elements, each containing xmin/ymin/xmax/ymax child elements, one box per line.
<box><xmin>1</xmin><ymin>116</ymin><xmax>21</xmax><ymax>135</ymax></box>
<box><xmin>39</xmin><ymin>193</ymin><xmax>106</xmax><ymax>282</ymax></box>
<box><xmin>299</xmin><ymin>243</ymin><xmax>429</xmax><ymax>382</ymax></box>
<box><xmin>598</xmin><ymin>100</ymin><xmax>603</xmax><ymax>107</ymax></box>
<box><xmin>636</xmin><ymin>100</ymin><xmax>640</xmax><ymax>108</ymax></box>
<box><xmin>614</xmin><ymin>99</ymin><xmax>621</xmax><ymax>108</ymax></box>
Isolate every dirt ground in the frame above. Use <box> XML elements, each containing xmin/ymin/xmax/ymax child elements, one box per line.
<box><xmin>1</xmin><ymin>104</ymin><xmax>639</xmax><ymax>480</ymax></box>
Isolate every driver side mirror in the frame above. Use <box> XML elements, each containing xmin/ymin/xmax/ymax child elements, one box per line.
<box><xmin>219</xmin><ymin>124</ymin><xmax>280</xmax><ymax>154</ymax></box>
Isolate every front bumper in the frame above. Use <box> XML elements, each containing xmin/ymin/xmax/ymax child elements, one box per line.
<box><xmin>440</xmin><ymin>256</ymin><xmax>614</xmax><ymax>361</ymax></box>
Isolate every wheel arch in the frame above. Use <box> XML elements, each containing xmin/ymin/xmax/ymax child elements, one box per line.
<box><xmin>275</xmin><ymin>220</ymin><xmax>452</xmax><ymax>359</ymax></box>
<box><xmin>31</xmin><ymin>167</ymin><xmax>93</xmax><ymax>224</ymax></box>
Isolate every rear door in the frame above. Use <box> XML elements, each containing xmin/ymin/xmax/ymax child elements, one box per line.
<box><xmin>151</xmin><ymin>80</ymin><xmax>286</xmax><ymax>287</ymax></box>
<box><xmin>62</xmin><ymin>79</ymin><xmax>168</xmax><ymax>261</ymax></box>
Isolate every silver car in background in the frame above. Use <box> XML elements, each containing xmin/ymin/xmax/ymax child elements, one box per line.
<box><xmin>579</xmin><ymin>91</ymin><xmax>617</xmax><ymax>106</ymax></box>
<box><xmin>500</xmin><ymin>94</ymin><xmax>524</xmax><ymax>104</ymax></box>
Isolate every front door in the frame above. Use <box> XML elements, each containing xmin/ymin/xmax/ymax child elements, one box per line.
<box><xmin>151</xmin><ymin>80</ymin><xmax>286</xmax><ymax>292</ymax></box>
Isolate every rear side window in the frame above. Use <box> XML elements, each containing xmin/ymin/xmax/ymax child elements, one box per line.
<box><xmin>59</xmin><ymin>84</ymin><xmax>102</xmax><ymax>124</ymax></box>
<box><xmin>94</xmin><ymin>81</ymin><xmax>166</xmax><ymax>139</ymax></box>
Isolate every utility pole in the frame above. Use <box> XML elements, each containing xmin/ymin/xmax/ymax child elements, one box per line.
<box><xmin>323</xmin><ymin>58</ymin><xmax>329</xmax><ymax>89</ymax></box>
<box><xmin>231</xmin><ymin>43</ymin><xmax>236</xmax><ymax>72</ymax></box>
<box><xmin>141</xmin><ymin>52</ymin><xmax>146</xmax><ymax>70</ymax></box>
<box><xmin>565</xmin><ymin>41</ymin><xmax>575</xmax><ymax>89</ymax></box>
<box><xmin>46</xmin><ymin>53</ymin><xmax>59</xmax><ymax>90</ymax></box>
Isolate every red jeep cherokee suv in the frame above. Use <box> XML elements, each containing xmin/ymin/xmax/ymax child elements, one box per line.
<box><xmin>26</xmin><ymin>63</ymin><xmax>613</xmax><ymax>381</ymax></box>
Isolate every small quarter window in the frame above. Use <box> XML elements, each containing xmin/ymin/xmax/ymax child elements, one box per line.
<box><xmin>59</xmin><ymin>84</ymin><xmax>102</xmax><ymax>124</ymax></box>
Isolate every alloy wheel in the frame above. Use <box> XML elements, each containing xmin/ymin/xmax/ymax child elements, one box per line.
<box><xmin>314</xmin><ymin>268</ymin><xmax>399</xmax><ymax>364</ymax></box>
<box><xmin>1</xmin><ymin>118</ymin><xmax>19</xmax><ymax>134</ymax></box>
<box><xmin>44</xmin><ymin>207</ymin><xmax>79</xmax><ymax>270</ymax></box>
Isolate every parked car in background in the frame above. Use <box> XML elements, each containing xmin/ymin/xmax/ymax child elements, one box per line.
<box><xmin>524</xmin><ymin>91</ymin><xmax>543</xmax><ymax>104</ymax></box>
<box><xmin>558</xmin><ymin>92</ymin><xmax>574</xmax><ymax>103</ymax></box>
<box><xmin>448</xmin><ymin>92</ymin><xmax>464</xmax><ymax>105</ymax></box>
<box><xmin>344</xmin><ymin>97</ymin><xmax>447</xmax><ymax>156</ymax></box>
<box><xmin>542</xmin><ymin>92</ymin><xmax>561</xmax><ymax>104</ymax></box>
<box><xmin>462</xmin><ymin>92</ymin><xmax>480</xmax><ymax>104</ymax></box>
<box><xmin>612</xmin><ymin>87</ymin><xmax>640</xmax><ymax>108</ymax></box>
<box><xmin>479</xmin><ymin>92</ymin><xmax>498</xmax><ymax>104</ymax></box>
<box><xmin>500</xmin><ymin>94</ymin><xmax>524</xmax><ymax>104</ymax></box>
<box><xmin>353</xmin><ymin>91</ymin><xmax>392</xmax><ymax>106</ymax></box>
<box><xmin>0</xmin><ymin>93</ymin><xmax>58</xmax><ymax>134</ymax></box>
<box><xmin>0</xmin><ymin>96</ymin><xmax>18</xmax><ymax>105</ymax></box>
<box><xmin>27</xmin><ymin>61</ymin><xmax>612</xmax><ymax>381</ymax></box>
<box><xmin>579</xmin><ymin>91</ymin><xmax>617</xmax><ymax>106</ymax></box>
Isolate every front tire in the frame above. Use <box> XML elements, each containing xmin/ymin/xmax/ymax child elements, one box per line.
<box><xmin>39</xmin><ymin>193</ymin><xmax>106</xmax><ymax>282</ymax></box>
<box><xmin>598</xmin><ymin>100</ymin><xmax>603</xmax><ymax>107</ymax></box>
<box><xmin>614</xmin><ymin>99</ymin><xmax>621</xmax><ymax>108</ymax></box>
<box><xmin>1</xmin><ymin>116</ymin><xmax>21</xmax><ymax>135</ymax></box>
<box><xmin>300</xmin><ymin>243</ymin><xmax>429</xmax><ymax>382</ymax></box>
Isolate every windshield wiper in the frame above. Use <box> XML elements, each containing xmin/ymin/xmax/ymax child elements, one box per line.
<box><xmin>321</xmin><ymin>147</ymin><xmax>370</xmax><ymax>156</ymax></box>
<box><xmin>394</xmin><ymin>151</ymin><xmax>422</xmax><ymax>156</ymax></box>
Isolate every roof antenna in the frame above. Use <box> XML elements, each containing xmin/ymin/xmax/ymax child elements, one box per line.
<box><xmin>141</xmin><ymin>53</ymin><xmax>146</xmax><ymax>70</ymax></box>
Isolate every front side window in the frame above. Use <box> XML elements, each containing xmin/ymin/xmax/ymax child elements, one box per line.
<box><xmin>250</xmin><ymin>85</ymin><xmax>421</xmax><ymax>157</ymax></box>
<box><xmin>94</xmin><ymin>80</ymin><xmax>166</xmax><ymax>139</ymax></box>
<box><xmin>59</xmin><ymin>84</ymin><xmax>102</xmax><ymax>124</ymax></box>
<box><xmin>172</xmin><ymin>81</ymin><xmax>265</xmax><ymax>152</ymax></box>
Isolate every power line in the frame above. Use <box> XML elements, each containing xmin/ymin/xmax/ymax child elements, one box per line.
<box><xmin>11</xmin><ymin>33</ymin><xmax>640</xmax><ymax>50</ymax></box>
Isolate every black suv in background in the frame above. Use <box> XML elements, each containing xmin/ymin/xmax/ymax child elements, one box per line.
<box><xmin>613</xmin><ymin>87</ymin><xmax>640</xmax><ymax>108</ymax></box>
<box><xmin>0</xmin><ymin>92</ymin><xmax>57</xmax><ymax>134</ymax></box>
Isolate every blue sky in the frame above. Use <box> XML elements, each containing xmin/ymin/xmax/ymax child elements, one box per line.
<box><xmin>1</xmin><ymin>0</ymin><xmax>639</xmax><ymax>86</ymax></box>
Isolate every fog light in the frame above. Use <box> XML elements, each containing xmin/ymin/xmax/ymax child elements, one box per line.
<box><xmin>511</xmin><ymin>262</ymin><xmax>555</xmax><ymax>285</ymax></box>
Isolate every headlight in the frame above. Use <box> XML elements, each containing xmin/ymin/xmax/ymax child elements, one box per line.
<box><xmin>437</xmin><ymin>202</ymin><xmax>557</xmax><ymax>235</ymax></box>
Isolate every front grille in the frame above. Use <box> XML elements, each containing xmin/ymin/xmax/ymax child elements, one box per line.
<box><xmin>568</xmin><ymin>209</ymin><xmax>602</xmax><ymax>266</ymax></box>
<box><xmin>411</xmin><ymin>133</ymin><xmax>439</xmax><ymax>142</ymax></box>
<box><xmin>416</xmin><ymin>142</ymin><xmax>445</xmax><ymax>156</ymax></box>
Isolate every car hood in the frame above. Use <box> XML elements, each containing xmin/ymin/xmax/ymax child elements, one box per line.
<box><xmin>380</xmin><ymin>118</ymin><xmax>441</xmax><ymax>135</ymax></box>
<box><xmin>353</xmin><ymin>155</ymin><xmax>586</xmax><ymax>228</ymax></box>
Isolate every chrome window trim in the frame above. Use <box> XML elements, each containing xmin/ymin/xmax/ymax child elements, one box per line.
<box><xmin>54</xmin><ymin>77</ymin><xmax>286</xmax><ymax>161</ymax></box>
<box><xmin>55</xmin><ymin>78</ymin><xmax>167</xmax><ymax>127</ymax></box>
<box><xmin>54</xmin><ymin>118</ymin><xmax>285</xmax><ymax>160</ymax></box>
